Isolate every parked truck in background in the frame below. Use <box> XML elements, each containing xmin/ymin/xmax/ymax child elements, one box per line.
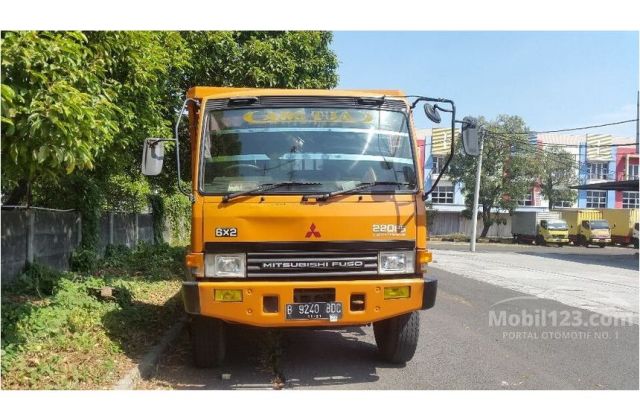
<box><xmin>602</xmin><ymin>209</ymin><xmax>639</xmax><ymax>247</ymax></box>
<box><xmin>511</xmin><ymin>211</ymin><xmax>569</xmax><ymax>246</ymax></box>
<box><xmin>560</xmin><ymin>209</ymin><xmax>611</xmax><ymax>248</ymax></box>
<box><xmin>140</xmin><ymin>86</ymin><xmax>479</xmax><ymax>367</ymax></box>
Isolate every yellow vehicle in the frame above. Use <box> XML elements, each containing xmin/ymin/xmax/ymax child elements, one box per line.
<box><xmin>602</xmin><ymin>209</ymin><xmax>639</xmax><ymax>247</ymax></box>
<box><xmin>560</xmin><ymin>209</ymin><xmax>611</xmax><ymax>248</ymax></box>
<box><xmin>511</xmin><ymin>211</ymin><xmax>569</xmax><ymax>246</ymax></box>
<box><xmin>141</xmin><ymin>87</ymin><xmax>479</xmax><ymax>366</ymax></box>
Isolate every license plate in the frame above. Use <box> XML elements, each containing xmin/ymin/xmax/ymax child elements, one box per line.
<box><xmin>286</xmin><ymin>302</ymin><xmax>342</xmax><ymax>321</ymax></box>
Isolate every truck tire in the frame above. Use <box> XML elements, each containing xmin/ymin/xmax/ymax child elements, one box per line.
<box><xmin>577</xmin><ymin>235</ymin><xmax>587</xmax><ymax>248</ymax></box>
<box><xmin>634</xmin><ymin>239</ymin><xmax>639</xmax><ymax>249</ymax></box>
<box><xmin>535</xmin><ymin>234</ymin><xmax>545</xmax><ymax>246</ymax></box>
<box><xmin>599</xmin><ymin>244</ymin><xmax>606</xmax><ymax>248</ymax></box>
<box><xmin>373</xmin><ymin>311</ymin><xmax>420</xmax><ymax>364</ymax></box>
<box><xmin>190</xmin><ymin>315</ymin><xmax>226</xmax><ymax>368</ymax></box>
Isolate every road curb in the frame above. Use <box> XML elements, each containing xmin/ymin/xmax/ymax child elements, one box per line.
<box><xmin>113</xmin><ymin>317</ymin><xmax>187</xmax><ymax>390</ymax></box>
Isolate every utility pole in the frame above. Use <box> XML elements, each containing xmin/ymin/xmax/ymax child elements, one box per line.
<box><xmin>470</xmin><ymin>128</ymin><xmax>485</xmax><ymax>252</ymax></box>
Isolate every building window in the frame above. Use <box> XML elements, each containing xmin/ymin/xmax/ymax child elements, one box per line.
<box><xmin>432</xmin><ymin>156</ymin><xmax>446</xmax><ymax>174</ymax></box>
<box><xmin>431</xmin><ymin>186</ymin><xmax>454</xmax><ymax>204</ymax></box>
<box><xmin>588</xmin><ymin>162</ymin><xmax>609</xmax><ymax>180</ymax></box>
<box><xmin>622</xmin><ymin>191</ymin><xmax>639</xmax><ymax>208</ymax></box>
<box><xmin>627</xmin><ymin>164</ymin><xmax>639</xmax><ymax>180</ymax></box>
<box><xmin>553</xmin><ymin>200</ymin><xmax>574</xmax><ymax>208</ymax></box>
<box><xmin>586</xmin><ymin>190</ymin><xmax>607</xmax><ymax>208</ymax></box>
<box><xmin>517</xmin><ymin>193</ymin><xmax>533</xmax><ymax>206</ymax></box>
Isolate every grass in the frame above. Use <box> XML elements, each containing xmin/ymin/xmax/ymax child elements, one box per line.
<box><xmin>1</xmin><ymin>243</ymin><xmax>185</xmax><ymax>390</ymax></box>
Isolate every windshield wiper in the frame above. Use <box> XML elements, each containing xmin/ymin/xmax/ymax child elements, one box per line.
<box><xmin>310</xmin><ymin>181</ymin><xmax>413</xmax><ymax>202</ymax></box>
<box><xmin>222</xmin><ymin>181</ymin><xmax>322</xmax><ymax>203</ymax></box>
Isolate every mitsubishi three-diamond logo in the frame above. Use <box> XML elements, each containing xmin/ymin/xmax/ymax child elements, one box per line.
<box><xmin>305</xmin><ymin>223</ymin><xmax>321</xmax><ymax>238</ymax></box>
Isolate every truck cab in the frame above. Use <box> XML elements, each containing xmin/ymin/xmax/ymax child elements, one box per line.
<box><xmin>537</xmin><ymin>219</ymin><xmax>569</xmax><ymax>245</ymax></box>
<box><xmin>141</xmin><ymin>87</ymin><xmax>478</xmax><ymax>367</ymax></box>
<box><xmin>577</xmin><ymin>219</ymin><xmax>611</xmax><ymax>248</ymax></box>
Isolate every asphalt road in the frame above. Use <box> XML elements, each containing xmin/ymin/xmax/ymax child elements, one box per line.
<box><xmin>138</xmin><ymin>244</ymin><xmax>639</xmax><ymax>390</ymax></box>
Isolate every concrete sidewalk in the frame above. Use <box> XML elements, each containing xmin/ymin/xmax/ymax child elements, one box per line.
<box><xmin>430</xmin><ymin>249</ymin><xmax>639</xmax><ymax>324</ymax></box>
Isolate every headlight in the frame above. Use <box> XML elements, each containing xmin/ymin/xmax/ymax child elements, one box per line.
<box><xmin>205</xmin><ymin>254</ymin><xmax>246</xmax><ymax>278</ymax></box>
<box><xmin>378</xmin><ymin>251</ymin><xmax>415</xmax><ymax>274</ymax></box>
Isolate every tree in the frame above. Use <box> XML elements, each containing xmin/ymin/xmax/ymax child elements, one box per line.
<box><xmin>1</xmin><ymin>32</ymin><xmax>120</xmax><ymax>205</ymax></box>
<box><xmin>447</xmin><ymin>115</ymin><xmax>539</xmax><ymax>237</ymax></box>
<box><xmin>538</xmin><ymin>146</ymin><xmax>578</xmax><ymax>210</ymax></box>
<box><xmin>2</xmin><ymin>30</ymin><xmax>339</xmax><ymax>248</ymax></box>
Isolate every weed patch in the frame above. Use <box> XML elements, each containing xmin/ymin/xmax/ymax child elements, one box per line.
<box><xmin>1</xmin><ymin>244</ymin><xmax>185</xmax><ymax>389</ymax></box>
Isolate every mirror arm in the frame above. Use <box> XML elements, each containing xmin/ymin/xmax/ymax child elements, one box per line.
<box><xmin>175</xmin><ymin>98</ymin><xmax>200</xmax><ymax>202</ymax></box>
<box><xmin>423</xmin><ymin>102</ymin><xmax>456</xmax><ymax>200</ymax></box>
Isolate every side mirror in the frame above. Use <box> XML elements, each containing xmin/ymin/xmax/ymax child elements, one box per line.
<box><xmin>613</xmin><ymin>223</ymin><xmax>617</xmax><ymax>228</ymax></box>
<box><xmin>461</xmin><ymin>117</ymin><xmax>480</xmax><ymax>156</ymax></box>
<box><xmin>424</xmin><ymin>103</ymin><xmax>441</xmax><ymax>123</ymax></box>
<box><xmin>141</xmin><ymin>138</ymin><xmax>166</xmax><ymax>176</ymax></box>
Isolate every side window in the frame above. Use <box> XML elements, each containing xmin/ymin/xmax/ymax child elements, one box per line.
<box><xmin>540</xmin><ymin>221</ymin><xmax>547</xmax><ymax>228</ymax></box>
<box><xmin>582</xmin><ymin>221</ymin><xmax>589</xmax><ymax>229</ymax></box>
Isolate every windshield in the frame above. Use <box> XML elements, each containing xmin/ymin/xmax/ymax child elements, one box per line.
<box><xmin>199</xmin><ymin>107</ymin><xmax>416</xmax><ymax>195</ymax></box>
<box><xmin>547</xmin><ymin>221</ymin><xmax>568</xmax><ymax>230</ymax></box>
<box><xmin>590</xmin><ymin>220</ymin><xmax>609</xmax><ymax>229</ymax></box>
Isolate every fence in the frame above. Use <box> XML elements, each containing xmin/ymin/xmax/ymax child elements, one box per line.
<box><xmin>1</xmin><ymin>208</ymin><xmax>156</xmax><ymax>286</ymax></box>
<box><xmin>428</xmin><ymin>211</ymin><xmax>513</xmax><ymax>238</ymax></box>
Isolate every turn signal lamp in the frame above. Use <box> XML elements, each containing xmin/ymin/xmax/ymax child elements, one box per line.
<box><xmin>383</xmin><ymin>286</ymin><xmax>411</xmax><ymax>300</ymax></box>
<box><xmin>214</xmin><ymin>289</ymin><xmax>243</xmax><ymax>302</ymax></box>
<box><xmin>185</xmin><ymin>253</ymin><xmax>204</xmax><ymax>277</ymax></box>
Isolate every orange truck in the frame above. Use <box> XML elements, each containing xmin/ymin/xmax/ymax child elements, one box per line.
<box><xmin>141</xmin><ymin>87</ymin><xmax>478</xmax><ymax>366</ymax></box>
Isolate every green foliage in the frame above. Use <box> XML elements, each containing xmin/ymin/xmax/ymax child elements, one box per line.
<box><xmin>102</xmin><ymin>173</ymin><xmax>151</xmax><ymax>213</ymax></box>
<box><xmin>100</xmin><ymin>242</ymin><xmax>185</xmax><ymax>280</ymax></box>
<box><xmin>180</xmin><ymin>31</ymin><xmax>338</xmax><ymax>89</ymax></box>
<box><xmin>1</xmin><ymin>32</ymin><xmax>120</xmax><ymax>191</ymax></box>
<box><xmin>2</xmin><ymin>30</ymin><xmax>339</xmax><ymax>231</ymax></box>
<box><xmin>1</xmin><ymin>244</ymin><xmax>185</xmax><ymax>389</ymax></box>
<box><xmin>69</xmin><ymin>248</ymin><xmax>99</xmax><ymax>273</ymax></box>
<box><xmin>537</xmin><ymin>147</ymin><xmax>578</xmax><ymax>210</ymax></box>
<box><xmin>163</xmin><ymin>192</ymin><xmax>191</xmax><ymax>246</ymax></box>
<box><xmin>448</xmin><ymin>115</ymin><xmax>539</xmax><ymax>237</ymax></box>
<box><xmin>11</xmin><ymin>262</ymin><xmax>63</xmax><ymax>297</ymax></box>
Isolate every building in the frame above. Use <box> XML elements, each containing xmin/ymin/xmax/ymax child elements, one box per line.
<box><xmin>416</xmin><ymin>128</ymin><xmax>639</xmax><ymax>236</ymax></box>
<box><xmin>533</xmin><ymin>133</ymin><xmax>638</xmax><ymax>209</ymax></box>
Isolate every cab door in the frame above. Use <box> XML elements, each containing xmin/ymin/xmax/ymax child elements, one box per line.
<box><xmin>580</xmin><ymin>220</ymin><xmax>591</xmax><ymax>240</ymax></box>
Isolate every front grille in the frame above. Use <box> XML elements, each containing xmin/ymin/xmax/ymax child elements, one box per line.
<box><xmin>246</xmin><ymin>251</ymin><xmax>378</xmax><ymax>278</ymax></box>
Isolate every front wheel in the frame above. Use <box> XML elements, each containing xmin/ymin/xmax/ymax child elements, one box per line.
<box><xmin>373</xmin><ymin>311</ymin><xmax>420</xmax><ymax>364</ymax></box>
<box><xmin>190</xmin><ymin>315</ymin><xmax>226</xmax><ymax>368</ymax></box>
<box><xmin>599</xmin><ymin>244</ymin><xmax>606</xmax><ymax>248</ymax></box>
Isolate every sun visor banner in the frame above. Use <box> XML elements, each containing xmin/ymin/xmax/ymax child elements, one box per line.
<box><xmin>209</xmin><ymin>108</ymin><xmax>407</xmax><ymax>132</ymax></box>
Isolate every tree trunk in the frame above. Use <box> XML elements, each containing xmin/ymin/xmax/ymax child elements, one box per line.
<box><xmin>480</xmin><ymin>208</ymin><xmax>491</xmax><ymax>238</ymax></box>
<box><xmin>547</xmin><ymin>176</ymin><xmax>553</xmax><ymax>211</ymax></box>
<box><xmin>3</xmin><ymin>179</ymin><xmax>29</xmax><ymax>206</ymax></box>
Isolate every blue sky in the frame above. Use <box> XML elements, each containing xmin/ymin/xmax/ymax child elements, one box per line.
<box><xmin>331</xmin><ymin>32</ymin><xmax>639</xmax><ymax>137</ymax></box>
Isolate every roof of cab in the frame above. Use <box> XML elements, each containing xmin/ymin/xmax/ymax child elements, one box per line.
<box><xmin>187</xmin><ymin>86</ymin><xmax>407</xmax><ymax>101</ymax></box>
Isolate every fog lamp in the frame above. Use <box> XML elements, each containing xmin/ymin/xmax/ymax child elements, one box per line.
<box><xmin>384</xmin><ymin>286</ymin><xmax>411</xmax><ymax>299</ymax></box>
<box><xmin>214</xmin><ymin>289</ymin><xmax>243</xmax><ymax>302</ymax></box>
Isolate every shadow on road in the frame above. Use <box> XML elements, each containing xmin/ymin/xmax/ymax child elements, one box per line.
<box><xmin>516</xmin><ymin>250</ymin><xmax>639</xmax><ymax>271</ymax></box>
<box><xmin>139</xmin><ymin>324</ymin><xmax>404</xmax><ymax>390</ymax></box>
<box><xmin>279</xmin><ymin>326</ymin><xmax>401</xmax><ymax>388</ymax></box>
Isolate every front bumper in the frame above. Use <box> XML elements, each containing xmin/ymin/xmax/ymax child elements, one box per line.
<box><xmin>589</xmin><ymin>238</ymin><xmax>611</xmax><ymax>244</ymax></box>
<box><xmin>545</xmin><ymin>237</ymin><xmax>569</xmax><ymax>243</ymax></box>
<box><xmin>182</xmin><ymin>276</ymin><xmax>437</xmax><ymax>327</ymax></box>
